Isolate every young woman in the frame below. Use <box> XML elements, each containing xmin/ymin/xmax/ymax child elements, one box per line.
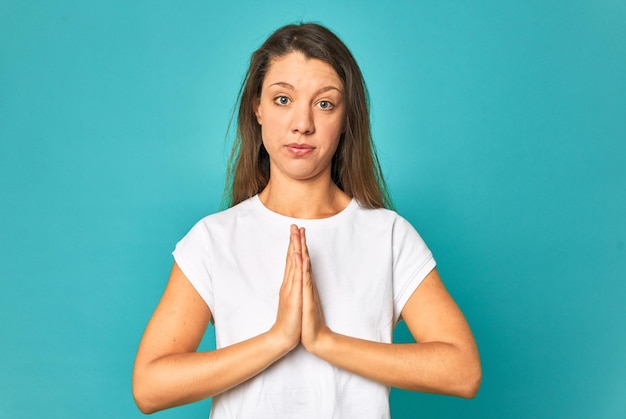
<box><xmin>133</xmin><ymin>23</ymin><xmax>481</xmax><ymax>418</ymax></box>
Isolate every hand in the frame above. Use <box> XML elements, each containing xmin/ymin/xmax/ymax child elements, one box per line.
<box><xmin>299</xmin><ymin>227</ymin><xmax>331</xmax><ymax>353</ymax></box>
<box><xmin>271</xmin><ymin>225</ymin><xmax>303</xmax><ymax>352</ymax></box>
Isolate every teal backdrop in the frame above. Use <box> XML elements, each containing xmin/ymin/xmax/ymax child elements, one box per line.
<box><xmin>1</xmin><ymin>1</ymin><xmax>625</xmax><ymax>418</ymax></box>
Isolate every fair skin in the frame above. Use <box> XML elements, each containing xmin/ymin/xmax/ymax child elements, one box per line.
<box><xmin>132</xmin><ymin>52</ymin><xmax>481</xmax><ymax>414</ymax></box>
<box><xmin>255</xmin><ymin>52</ymin><xmax>350</xmax><ymax>217</ymax></box>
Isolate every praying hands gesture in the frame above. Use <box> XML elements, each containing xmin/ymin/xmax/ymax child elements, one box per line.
<box><xmin>133</xmin><ymin>225</ymin><xmax>480</xmax><ymax>413</ymax></box>
<box><xmin>272</xmin><ymin>225</ymin><xmax>328</xmax><ymax>353</ymax></box>
<box><xmin>271</xmin><ymin>225</ymin><xmax>481</xmax><ymax>397</ymax></box>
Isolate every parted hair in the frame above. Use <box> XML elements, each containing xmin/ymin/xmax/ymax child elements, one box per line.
<box><xmin>224</xmin><ymin>22</ymin><xmax>392</xmax><ymax>209</ymax></box>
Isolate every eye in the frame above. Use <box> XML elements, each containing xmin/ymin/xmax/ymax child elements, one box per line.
<box><xmin>274</xmin><ymin>96</ymin><xmax>290</xmax><ymax>106</ymax></box>
<box><xmin>317</xmin><ymin>100</ymin><xmax>334</xmax><ymax>110</ymax></box>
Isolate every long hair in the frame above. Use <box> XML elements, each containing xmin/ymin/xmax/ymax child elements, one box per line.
<box><xmin>224</xmin><ymin>23</ymin><xmax>393</xmax><ymax>209</ymax></box>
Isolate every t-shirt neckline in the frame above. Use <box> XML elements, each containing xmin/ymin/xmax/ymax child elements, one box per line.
<box><xmin>251</xmin><ymin>194</ymin><xmax>359</xmax><ymax>227</ymax></box>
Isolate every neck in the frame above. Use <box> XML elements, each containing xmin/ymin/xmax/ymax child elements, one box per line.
<box><xmin>258</xmin><ymin>175</ymin><xmax>351</xmax><ymax>219</ymax></box>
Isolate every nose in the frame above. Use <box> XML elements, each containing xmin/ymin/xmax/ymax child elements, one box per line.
<box><xmin>291</xmin><ymin>103</ymin><xmax>315</xmax><ymax>135</ymax></box>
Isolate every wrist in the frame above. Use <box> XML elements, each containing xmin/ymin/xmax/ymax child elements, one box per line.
<box><xmin>266</xmin><ymin>326</ymin><xmax>299</xmax><ymax>356</ymax></box>
<box><xmin>304</xmin><ymin>326</ymin><xmax>334</xmax><ymax>357</ymax></box>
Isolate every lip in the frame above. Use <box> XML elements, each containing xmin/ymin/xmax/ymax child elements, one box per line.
<box><xmin>285</xmin><ymin>143</ymin><xmax>315</xmax><ymax>157</ymax></box>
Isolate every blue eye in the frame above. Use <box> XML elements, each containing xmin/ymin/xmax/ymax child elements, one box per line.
<box><xmin>275</xmin><ymin>96</ymin><xmax>290</xmax><ymax>105</ymax></box>
<box><xmin>318</xmin><ymin>100</ymin><xmax>333</xmax><ymax>110</ymax></box>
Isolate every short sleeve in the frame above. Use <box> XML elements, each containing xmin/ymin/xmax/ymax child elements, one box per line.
<box><xmin>172</xmin><ymin>220</ymin><xmax>214</xmax><ymax>311</ymax></box>
<box><xmin>392</xmin><ymin>216</ymin><xmax>436</xmax><ymax>323</ymax></box>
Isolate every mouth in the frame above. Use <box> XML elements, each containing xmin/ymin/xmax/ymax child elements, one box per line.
<box><xmin>285</xmin><ymin>143</ymin><xmax>315</xmax><ymax>156</ymax></box>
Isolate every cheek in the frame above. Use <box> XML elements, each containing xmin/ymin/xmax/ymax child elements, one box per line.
<box><xmin>321</xmin><ymin>116</ymin><xmax>345</xmax><ymax>139</ymax></box>
<box><xmin>258</xmin><ymin>108</ymin><xmax>282</xmax><ymax>133</ymax></box>
<box><xmin>261</xmin><ymin>113</ymin><xmax>293</xmax><ymax>149</ymax></box>
<box><xmin>260</xmin><ymin>120</ymin><xmax>281</xmax><ymax>152</ymax></box>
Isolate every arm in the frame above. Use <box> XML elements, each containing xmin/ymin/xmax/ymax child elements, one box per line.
<box><xmin>300</xmin><ymin>229</ymin><xmax>481</xmax><ymax>397</ymax></box>
<box><xmin>132</xmin><ymin>227</ymin><xmax>305</xmax><ymax>413</ymax></box>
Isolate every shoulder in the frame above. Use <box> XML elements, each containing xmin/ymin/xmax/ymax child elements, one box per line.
<box><xmin>352</xmin><ymin>202</ymin><xmax>411</xmax><ymax>228</ymax></box>
<box><xmin>354</xmin><ymin>204</ymin><xmax>429</xmax><ymax>247</ymax></box>
<box><xmin>196</xmin><ymin>196</ymin><xmax>257</xmax><ymax>226</ymax></box>
<box><xmin>180</xmin><ymin>196</ymin><xmax>259</xmax><ymax>241</ymax></box>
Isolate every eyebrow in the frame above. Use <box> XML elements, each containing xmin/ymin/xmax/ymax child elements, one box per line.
<box><xmin>267</xmin><ymin>82</ymin><xmax>343</xmax><ymax>95</ymax></box>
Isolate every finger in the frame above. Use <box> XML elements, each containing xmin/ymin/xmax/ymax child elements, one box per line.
<box><xmin>292</xmin><ymin>226</ymin><xmax>303</xmax><ymax>285</ymax></box>
<box><xmin>299</xmin><ymin>228</ymin><xmax>312</xmax><ymax>286</ymax></box>
<box><xmin>290</xmin><ymin>226</ymin><xmax>306</xmax><ymax>292</ymax></box>
<box><xmin>285</xmin><ymin>225</ymin><xmax>297</xmax><ymax>263</ymax></box>
<box><xmin>299</xmin><ymin>227</ymin><xmax>308</xmax><ymax>256</ymax></box>
<box><xmin>282</xmin><ymin>226</ymin><xmax>300</xmax><ymax>295</ymax></box>
<box><xmin>291</xmin><ymin>226</ymin><xmax>303</xmax><ymax>278</ymax></box>
<box><xmin>290</xmin><ymin>225</ymin><xmax>302</xmax><ymax>273</ymax></box>
<box><xmin>291</xmin><ymin>224</ymin><xmax>302</xmax><ymax>256</ymax></box>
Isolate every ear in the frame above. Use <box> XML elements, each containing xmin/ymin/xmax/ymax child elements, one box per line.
<box><xmin>254</xmin><ymin>98</ymin><xmax>262</xmax><ymax>125</ymax></box>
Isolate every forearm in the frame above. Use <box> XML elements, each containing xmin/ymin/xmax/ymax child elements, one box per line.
<box><xmin>310</xmin><ymin>331</ymin><xmax>481</xmax><ymax>398</ymax></box>
<box><xmin>133</xmin><ymin>330</ymin><xmax>292</xmax><ymax>414</ymax></box>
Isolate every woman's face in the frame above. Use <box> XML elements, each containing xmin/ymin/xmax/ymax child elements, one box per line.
<box><xmin>255</xmin><ymin>52</ymin><xmax>345</xmax><ymax>183</ymax></box>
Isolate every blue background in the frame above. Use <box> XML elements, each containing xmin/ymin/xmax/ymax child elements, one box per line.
<box><xmin>1</xmin><ymin>1</ymin><xmax>625</xmax><ymax>418</ymax></box>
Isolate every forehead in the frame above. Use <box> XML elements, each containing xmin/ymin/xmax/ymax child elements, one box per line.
<box><xmin>262</xmin><ymin>52</ymin><xmax>343</xmax><ymax>90</ymax></box>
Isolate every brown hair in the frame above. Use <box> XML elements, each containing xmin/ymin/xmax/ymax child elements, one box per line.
<box><xmin>224</xmin><ymin>22</ymin><xmax>393</xmax><ymax>209</ymax></box>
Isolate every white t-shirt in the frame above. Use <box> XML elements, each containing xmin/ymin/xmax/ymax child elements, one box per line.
<box><xmin>173</xmin><ymin>195</ymin><xmax>436</xmax><ymax>419</ymax></box>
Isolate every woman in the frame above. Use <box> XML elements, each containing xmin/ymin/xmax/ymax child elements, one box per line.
<box><xmin>133</xmin><ymin>23</ymin><xmax>481</xmax><ymax>418</ymax></box>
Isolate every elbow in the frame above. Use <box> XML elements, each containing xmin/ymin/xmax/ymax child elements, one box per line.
<box><xmin>451</xmin><ymin>340</ymin><xmax>482</xmax><ymax>399</ymax></box>
<box><xmin>132</xmin><ymin>369</ymin><xmax>161</xmax><ymax>414</ymax></box>
<box><xmin>133</xmin><ymin>384</ymin><xmax>158</xmax><ymax>415</ymax></box>
<box><xmin>135</xmin><ymin>401</ymin><xmax>155</xmax><ymax>415</ymax></box>
<box><xmin>456</xmin><ymin>359</ymin><xmax>482</xmax><ymax>399</ymax></box>
<box><xmin>458</xmin><ymin>374</ymin><xmax>481</xmax><ymax>399</ymax></box>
